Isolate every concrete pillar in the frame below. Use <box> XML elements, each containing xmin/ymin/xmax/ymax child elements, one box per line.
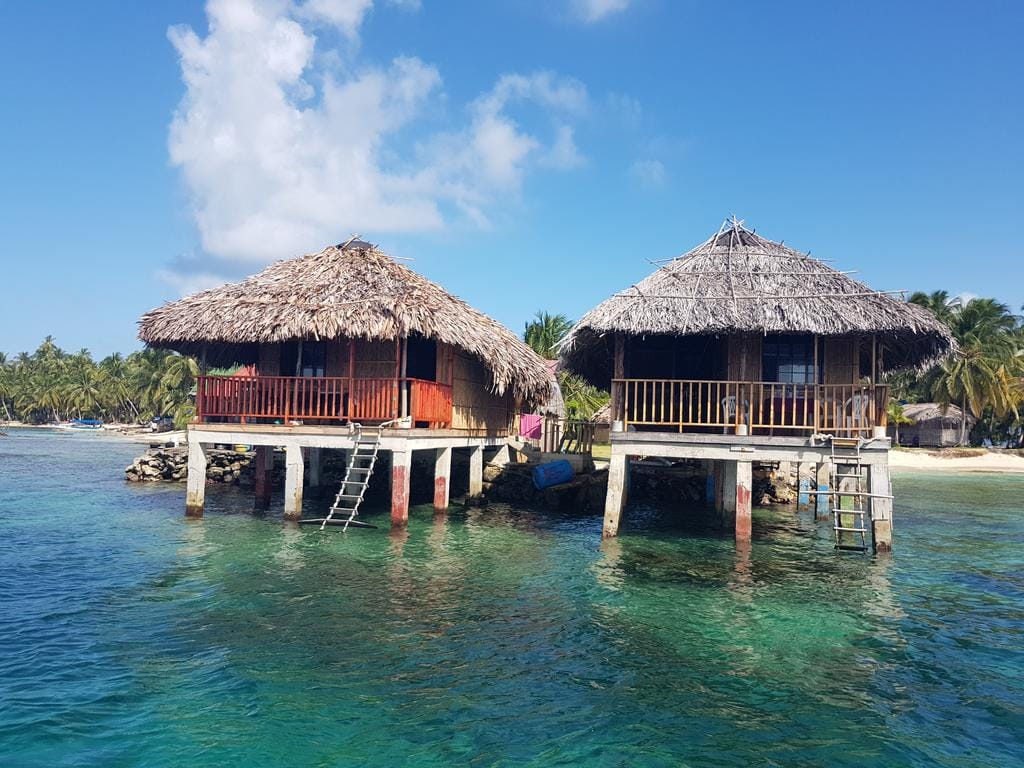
<box><xmin>434</xmin><ymin>446</ymin><xmax>452</xmax><ymax>512</ymax></box>
<box><xmin>468</xmin><ymin>445</ymin><xmax>484</xmax><ymax>497</ymax></box>
<box><xmin>489</xmin><ymin>444</ymin><xmax>511</xmax><ymax>466</ymax></box>
<box><xmin>777</xmin><ymin>460</ymin><xmax>791</xmax><ymax>487</ymax></box>
<box><xmin>391</xmin><ymin>450</ymin><xmax>411</xmax><ymax>527</ymax></box>
<box><xmin>714</xmin><ymin>460</ymin><xmax>726</xmax><ymax>515</ymax></box>
<box><xmin>284</xmin><ymin>444</ymin><xmax>304</xmax><ymax>520</ymax></box>
<box><xmin>797</xmin><ymin>462</ymin><xmax>813</xmax><ymax>506</ymax></box>
<box><xmin>603</xmin><ymin>452</ymin><xmax>628</xmax><ymax>538</ymax></box>
<box><xmin>307</xmin><ymin>447</ymin><xmax>322</xmax><ymax>489</ymax></box>
<box><xmin>704</xmin><ymin>460</ymin><xmax>715</xmax><ymax>507</ymax></box>
<box><xmin>815</xmin><ymin>462</ymin><xmax>831</xmax><ymax>519</ymax></box>
<box><xmin>735</xmin><ymin>460</ymin><xmax>752</xmax><ymax>541</ymax></box>
<box><xmin>869</xmin><ymin>462</ymin><xmax>893</xmax><ymax>553</ymax></box>
<box><xmin>254</xmin><ymin>445</ymin><xmax>273</xmax><ymax>510</ymax></box>
<box><xmin>722</xmin><ymin>460</ymin><xmax>737</xmax><ymax>531</ymax></box>
<box><xmin>185</xmin><ymin>441</ymin><xmax>207</xmax><ymax>517</ymax></box>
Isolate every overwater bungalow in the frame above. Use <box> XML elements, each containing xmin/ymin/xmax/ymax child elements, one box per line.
<box><xmin>138</xmin><ymin>239</ymin><xmax>550</xmax><ymax>526</ymax></box>
<box><xmin>559</xmin><ymin>218</ymin><xmax>955</xmax><ymax>552</ymax></box>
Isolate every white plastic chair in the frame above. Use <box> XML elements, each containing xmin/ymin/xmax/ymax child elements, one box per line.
<box><xmin>721</xmin><ymin>396</ymin><xmax>749</xmax><ymax>433</ymax></box>
<box><xmin>844</xmin><ymin>393</ymin><xmax>870</xmax><ymax>431</ymax></box>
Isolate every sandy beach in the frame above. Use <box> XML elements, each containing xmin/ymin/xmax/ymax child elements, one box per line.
<box><xmin>890</xmin><ymin>449</ymin><xmax>1024</xmax><ymax>473</ymax></box>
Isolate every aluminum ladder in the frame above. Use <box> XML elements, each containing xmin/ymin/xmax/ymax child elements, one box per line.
<box><xmin>828</xmin><ymin>436</ymin><xmax>870</xmax><ymax>551</ymax></box>
<box><xmin>299</xmin><ymin>421</ymin><xmax>390</xmax><ymax>531</ymax></box>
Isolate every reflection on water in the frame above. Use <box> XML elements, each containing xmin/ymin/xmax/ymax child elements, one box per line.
<box><xmin>0</xmin><ymin>429</ymin><xmax>1022</xmax><ymax>767</ymax></box>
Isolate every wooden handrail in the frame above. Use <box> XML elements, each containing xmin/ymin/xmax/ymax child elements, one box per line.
<box><xmin>610</xmin><ymin>378</ymin><xmax>890</xmax><ymax>437</ymax></box>
<box><xmin>196</xmin><ymin>375</ymin><xmax>453</xmax><ymax>425</ymax></box>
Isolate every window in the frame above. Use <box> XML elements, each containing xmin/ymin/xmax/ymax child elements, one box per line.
<box><xmin>762</xmin><ymin>336</ymin><xmax>816</xmax><ymax>384</ymax></box>
<box><xmin>300</xmin><ymin>342</ymin><xmax>326</xmax><ymax>377</ymax></box>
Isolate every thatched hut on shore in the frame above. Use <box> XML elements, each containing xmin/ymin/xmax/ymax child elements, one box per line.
<box><xmin>896</xmin><ymin>403</ymin><xmax>974</xmax><ymax>447</ymax></box>
<box><xmin>139</xmin><ymin>239</ymin><xmax>550</xmax><ymax>432</ymax></box>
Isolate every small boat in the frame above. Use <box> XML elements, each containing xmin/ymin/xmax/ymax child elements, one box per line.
<box><xmin>65</xmin><ymin>419</ymin><xmax>104</xmax><ymax>430</ymax></box>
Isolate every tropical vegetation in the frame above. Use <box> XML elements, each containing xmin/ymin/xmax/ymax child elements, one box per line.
<box><xmin>523</xmin><ymin>310</ymin><xmax>609</xmax><ymax>420</ymax></box>
<box><xmin>894</xmin><ymin>292</ymin><xmax>1024</xmax><ymax>445</ymax></box>
<box><xmin>0</xmin><ymin>337</ymin><xmax>198</xmax><ymax>428</ymax></box>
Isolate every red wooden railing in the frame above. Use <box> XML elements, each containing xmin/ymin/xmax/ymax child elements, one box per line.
<box><xmin>408</xmin><ymin>379</ymin><xmax>453</xmax><ymax>428</ymax></box>
<box><xmin>611</xmin><ymin>379</ymin><xmax>889</xmax><ymax>437</ymax></box>
<box><xmin>196</xmin><ymin>375</ymin><xmax>452</xmax><ymax>427</ymax></box>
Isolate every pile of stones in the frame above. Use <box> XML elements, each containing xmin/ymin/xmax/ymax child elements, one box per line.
<box><xmin>125</xmin><ymin>447</ymin><xmax>254</xmax><ymax>484</ymax></box>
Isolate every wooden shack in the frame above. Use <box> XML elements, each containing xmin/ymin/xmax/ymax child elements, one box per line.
<box><xmin>560</xmin><ymin>218</ymin><xmax>956</xmax><ymax>552</ymax></box>
<box><xmin>138</xmin><ymin>239</ymin><xmax>550</xmax><ymax>525</ymax></box>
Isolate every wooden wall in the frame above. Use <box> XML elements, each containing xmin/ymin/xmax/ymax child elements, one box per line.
<box><xmin>353</xmin><ymin>339</ymin><xmax>399</xmax><ymax>379</ymax></box>
<box><xmin>450</xmin><ymin>350</ymin><xmax>514</xmax><ymax>433</ymax></box>
<box><xmin>726</xmin><ymin>335</ymin><xmax>763</xmax><ymax>381</ymax></box>
<box><xmin>257</xmin><ymin>344</ymin><xmax>280</xmax><ymax>376</ymax></box>
<box><xmin>822</xmin><ymin>336</ymin><xmax>858</xmax><ymax>385</ymax></box>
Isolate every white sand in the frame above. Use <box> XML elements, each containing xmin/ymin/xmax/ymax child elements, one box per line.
<box><xmin>889</xmin><ymin>449</ymin><xmax>1024</xmax><ymax>473</ymax></box>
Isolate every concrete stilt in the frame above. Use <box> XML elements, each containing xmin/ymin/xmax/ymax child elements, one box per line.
<box><xmin>713</xmin><ymin>460</ymin><xmax>726</xmax><ymax>514</ymax></box>
<box><xmin>391</xmin><ymin>450</ymin><xmax>411</xmax><ymax>527</ymax></box>
<box><xmin>284</xmin><ymin>444</ymin><xmax>304</xmax><ymax>520</ymax></box>
<box><xmin>869</xmin><ymin>463</ymin><xmax>893</xmax><ymax>553</ymax></box>
<box><xmin>434</xmin><ymin>446</ymin><xmax>452</xmax><ymax>512</ymax></box>
<box><xmin>468</xmin><ymin>445</ymin><xmax>484</xmax><ymax>497</ymax></box>
<box><xmin>185</xmin><ymin>441</ymin><xmax>207</xmax><ymax>517</ymax></box>
<box><xmin>735</xmin><ymin>460</ymin><xmax>752</xmax><ymax>541</ymax></box>
<box><xmin>254</xmin><ymin>445</ymin><xmax>272</xmax><ymax>510</ymax></box>
<box><xmin>489</xmin><ymin>444</ymin><xmax>511</xmax><ymax>466</ymax></box>
<box><xmin>797</xmin><ymin>462</ymin><xmax>813</xmax><ymax>506</ymax></box>
<box><xmin>603</xmin><ymin>452</ymin><xmax>628</xmax><ymax>538</ymax></box>
<box><xmin>307</xmin><ymin>447</ymin><xmax>322</xmax><ymax>489</ymax></box>
<box><xmin>815</xmin><ymin>462</ymin><xmax>831</xmax><ymax>519</ymax></box>
<box><xmin>722</xmin><ymin>460</ymin><xmax>737</xmax><ymax>531</ymax></box>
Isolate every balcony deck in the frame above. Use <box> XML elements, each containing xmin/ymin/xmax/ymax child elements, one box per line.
<box><xmin>612</xmin><ymin>379</ymin><xmax>889</xmax><ymax>438</ymax></box>
<box><xmin>196</xmin><ymin>374</ymin><xmax>453</xmax><ymax>429</ymax></box>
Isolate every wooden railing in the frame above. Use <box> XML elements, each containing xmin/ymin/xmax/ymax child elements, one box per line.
<box><xmin>196</xmin><ymin>375</ymin><xmax>452</xmax><ymax>427</ymax></box>
<box><xmin>611</xmin><ymin>379</ymin><xmax>889</xmax><ymax>437</ymax></box>
<box><xmin>407</xmin><ymin>379</ymin><xmax>453</xmax><ymax>428</ymax></box>
<box><xmin>540</xmin><ymin>418</ymin><xmax>597</xmax><ymax>454</ymax></box>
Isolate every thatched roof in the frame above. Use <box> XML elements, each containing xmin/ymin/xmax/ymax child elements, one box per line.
<box><xmin>902</xmin><ymin>403</ymin><xmax>973</xmax><ymax>426</ymax></box>
<box><xmin>139</xmin><ymin>241</ymin><xmax>551</xmax><ymax>401</ymax></box>
<box><xmin>560</xmin><ymin>217</ymin><xmax>955</xmax><ymax>383</ymax></box>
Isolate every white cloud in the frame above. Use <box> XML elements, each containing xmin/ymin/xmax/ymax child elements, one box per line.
<box><xmin>165</xmin><ymin>0</ymin><xmax>589</xmax><ymax>287</ymax></box>
<box><xmin>572</xmin><ymin>0</ymin><xmax>632</xmax><ymax>23</ymax></box>
<box><xmin>629</xmin><ymin>158</ymin><xmax>666</xmax><ymax>187</ymax></box>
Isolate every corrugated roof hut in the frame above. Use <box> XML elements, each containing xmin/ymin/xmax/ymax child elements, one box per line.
<box><xmin>560</xmin><ymin>217</ymin><xmax>956</xmax><ymax>385</ymax></box>
<box><xmin>139</xmin><ymin>240</ymin><xmax>551</xmax><ymax>403</ymax></box>
<box><xmin>897</xmin><ymin>403</ymin><xmax>974</xmax><ymax>447</ymax></box>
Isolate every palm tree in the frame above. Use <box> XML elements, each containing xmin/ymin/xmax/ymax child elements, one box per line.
<box><xmin>886</xmin><ymin>399</ymin><xmax>914</xmax><ymax>445</ymax></box>
<box><xmin>524</xmin><ymin>311</ymin><xmax>574</xmax><ymax>359</ymax></box>
<box><xmin>909</xmin><ymin>290</ymin><xmax>958</xmax><ymax>325</ymax></box>
<box><xmin>928</xmin><ymin>298</ymin><xmax>1022</xmax><ymax>445</ymax></box>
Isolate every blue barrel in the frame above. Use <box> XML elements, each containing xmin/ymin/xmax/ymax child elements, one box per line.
<box><xmin>533</xmin><ymin>460</ymin><xmax>574</xmax><ymax>490</ymax></box>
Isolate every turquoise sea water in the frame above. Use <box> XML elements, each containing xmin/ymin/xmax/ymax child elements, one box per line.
<box><xmin>1</xmin><ymin>430</ymin><xmax>1022</xmax><ymax>767</ymax></box>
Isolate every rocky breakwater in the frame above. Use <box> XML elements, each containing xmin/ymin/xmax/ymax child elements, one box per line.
<box><xmin>125</xmin><ymin>447</ymin><xmax>254</xmax><ymax>484</ymax></box>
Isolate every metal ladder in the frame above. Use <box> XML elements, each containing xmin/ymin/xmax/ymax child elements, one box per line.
<box><xmin>828</xmin><ymin>436</ymin><xmax>870</xmax><ymax>551</ymax></box>
<box><xmin>299</xmin><ymin>421</ymin><xmax>390</xmax><ymax>531</ymax></box>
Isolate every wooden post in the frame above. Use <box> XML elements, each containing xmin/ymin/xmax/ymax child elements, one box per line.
<box><xmin>612</xmin><ymin>334</ymin><xmax>625</xmax><ymax>423</ymax></box>
<box><xmin>254</xmin><ymin>445</ymin><xmax>272</xmax><ymax>509</ymax></box>
<box><xmin>815</xmin><ymin>462</ymin><xmax>831</xmax><ymax>519</ymax></box>
<box><xmin>284</xmin><ymin>444</ymin><xmax>304</xmax><ymax>520</ymax></box>
<box><xmin>869</xmin><ymin>462</ymin><xmax>893</xmax><ymax>553</ymax></box>
<box><xmin>391</xmin><ymin>450</ymin><xmax>411</xmax><ymax>527</ymax></box>
<box><xmin>735</xmin><ymin>460</ymin><xmax>752</xmax><ymax>541</ymax></box>
<box><xmin>603</xmin><ymin>452</ymin><xmax>627</xmax><ymax>538</ymax></box>
<box><xmin>433</xmin><ymin>446</ymin><xmax>452</xmax><ymax>512</ymax></box>
<box><xmin>307</xmin><ymin>447</ymin><xmax>322</xmax><ymax>489</ymax></box>
<box><xmin>185</xmin><ymin>441</ymin><xmax>207</xmax><ymax>517</ymax></box>
<box><xmin>468</xmin><ymin>445</ymin><xmax>484</xmax><ymax>497</ymax></box>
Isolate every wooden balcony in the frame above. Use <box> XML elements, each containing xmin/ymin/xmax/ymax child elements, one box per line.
<box><xmin>195</xmin><ymin>375</ymin><xmax>453</xmax><ymax>428</ymax></box>
<box><xmin>612</xmin><ymin>379</ymin><xmax>889</xmax><ymax>437</ymax></box>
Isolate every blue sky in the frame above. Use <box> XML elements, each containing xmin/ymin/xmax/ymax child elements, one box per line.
<box><xmin>1</xmin><ymin>0</ymin><xmax>1022</xmax><ymax>358</ymax></box>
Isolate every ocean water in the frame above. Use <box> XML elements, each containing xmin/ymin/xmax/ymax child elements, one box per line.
<box><xmin>0</xmin><ymin>430</ymin><xmax>1022</xmax><ymax>767</ymax></box>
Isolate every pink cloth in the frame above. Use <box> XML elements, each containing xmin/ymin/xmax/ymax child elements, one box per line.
<box><xmin>519</xmin><ymin>413</ymin><xmax>543</xmax><ymax>440</ymax></box>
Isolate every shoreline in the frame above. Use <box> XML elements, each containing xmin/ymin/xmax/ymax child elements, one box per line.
<box><xmin>890</xmin><ymin>448</ymin><xmax>1024</xmax><ymax>474</ymax></box>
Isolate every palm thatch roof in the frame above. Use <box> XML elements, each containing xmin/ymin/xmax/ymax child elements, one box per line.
<box><xmin>560</xmin><ymin>217</ymin><xmax>955</xmax><ymax>383</ymax></box>
<box><xmin>138</xmin><ymin>240</ymin><xmax>551</xmax><ymax>401</ymax></box>
<box><xmin>901</xmin><ymin>402</ymin><xmax>973</xmax><ymax>426</ymax></box>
